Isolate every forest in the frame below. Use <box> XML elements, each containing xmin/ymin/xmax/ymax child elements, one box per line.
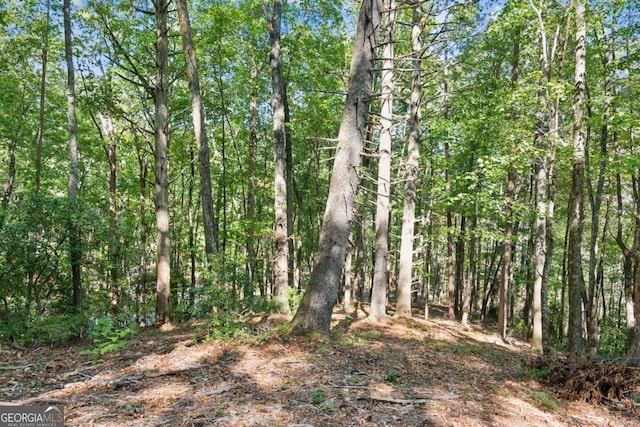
<box><xmin>1</xmin><ymin>0</ymin><xmax>640</xmax><ymax>421</ymax></box>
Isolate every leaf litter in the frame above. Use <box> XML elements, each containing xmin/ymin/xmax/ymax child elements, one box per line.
<box><xmin>1</xmin><ymin>307</ymin><xmax>638</xmax><ymax>426</ymax></box>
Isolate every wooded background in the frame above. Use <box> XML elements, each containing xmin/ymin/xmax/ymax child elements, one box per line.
<box><xmin>0</xmin><ymin>0</ymin><xmax>639</xmax><ymax>361</ymax></box>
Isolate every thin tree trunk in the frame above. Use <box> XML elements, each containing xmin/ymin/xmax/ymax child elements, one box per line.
<box><xmin>264</xmin><ymin>0</ymin><xmax>290</xmax><ymax>315</ymax></box>
<box><xmin>583</xmin><ymin>26</ymin><xmax>612</xmax><ymax>355</ymax></box>
<box><xmin>443</xmin><ymin>41</ymin><xmax>455</xmax><ymax>321</ymax></box>
<box><xmin>499</xmin><ymin>27</ymin><xmax>517</xmax><ymax>337</ymax></box>
<box><xmin>291</xmin><ymin>0</ymin><xmax>381</xmax><ymax>334</ymax></box>
<box><xmin>246</xmin><ymin>62</ymin><xmax>259</xmax><ymax>290</ymax></box>
<box><xmin>176</xmin><ymin>0</ymin><xmax>218</xmax><ymax>258</ymax></box>
<box><xmin>370</xmin><ymin>0</ymin><xmax>396</xmax><ymax>320</ymax></box>
<box><xmin>154</xmin><ymin>0</ymin><xmax>171</xmax><ymax>325</ymax></box>
<box><xmin>137</xmin><ymin>150</ymin><xmax>149</xmax><ymax>323</ymax></box>
<box><xmin>103</xmin><ymin>112</ymin><xmax>119</xmax><ymax>317</ymax></box>
<box><xmin>462</xmin><ymin>212</ymin><xmax>477</xmax><ymax>326</ymax></box>
<box><xmin>35</xmin><ymin>0</ymin><xmax>50</xmax><ymax>195</ymax></box>
<box><xmin>344</xmin><ymin>236</ymin><xmax>354</xmax><ymax>314</ymax></box>
<box><xmin>455</xmin><ymin>216</ymin><xmax>466</xmax><ymax>320</ymax></box>
<box><xmin>556</xmin><ymin>196</ymin><xmax>572</xmax><ymax>344</ymax></box>
<box><xmin>284</xmin><ymin>87</ymin><xmax>296</xmax><ymax>291</ymax></box>
<box><xmin>396</xmin><ymin>2</ymin><xmax>422</xmax><ymax>319</ymax></box>
<box><xmin>567</xmin><ymin>0</ymin><xmax>586</xmax><ymax>359</ymax></box>
<box><xmin>63</xmin><ymin>0</ymin><xmax>82</xmax><ymax>312</ymax></box>
<box><xmin>531</xmin><ymin>144</ymin><xmax>546</xmax><ymax>352</ymax></box>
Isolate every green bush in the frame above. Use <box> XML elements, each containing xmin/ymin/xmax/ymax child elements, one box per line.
<box><xmin>81</xmin><ymin>316</ymin><xmax>135</xmax><ymax>362</ymax></box>
<box><xmin>599</xmin><ymin>319</ymin><xmax>627</xmax><ymax>357</ymax></box>
<box><xmin>0</xmin><ymin>312</ymin><xmax>86</xmax><ymax>346</ymax></box>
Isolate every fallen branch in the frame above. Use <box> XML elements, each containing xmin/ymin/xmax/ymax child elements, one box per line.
<box><xmin>0</xmin><ymin>365</ymin><xmax>32</xmax><ymax>371</ymax></box>
<box><xmin>358</xmin><ymin>396</ymin><xmax>430</xmax><ymax>405</ymax></box>
<box><xmin>326</xmin><ymin>381</ymin><xmax>374</xmax><ymax>390</ymax></box>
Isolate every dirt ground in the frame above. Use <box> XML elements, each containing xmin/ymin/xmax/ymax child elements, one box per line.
<box><xmin>1</xmin><ymin>306</ymin><xmax>638</xmax><ymax>426</ymax></box>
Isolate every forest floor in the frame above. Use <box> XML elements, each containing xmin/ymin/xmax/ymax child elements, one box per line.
<box><xmin>1</xmin><ymin>305</ymin><xmax>639</xmax><ymax>427</ymax></box>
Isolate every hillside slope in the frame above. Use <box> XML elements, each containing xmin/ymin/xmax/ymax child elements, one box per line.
<box><xmin>1</xmin><ymin>308</ymin><xmax>637</xmax><ymax>426</ymax></box>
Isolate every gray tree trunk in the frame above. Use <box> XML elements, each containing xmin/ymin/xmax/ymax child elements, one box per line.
<box><xmin>246</xmin><ymin>63</ymin><xmax>259</xmax><ymax>290</ymax></box>
<box><xmin>35</xmin><ymin>0</ymin><xmax>50</xmax><ymax>195</ymax></box>
<box><xmin>370</xmin><ymin>0</ymin><xmax>396</xmax><ymax>320</ymax></box>
<box><xmin>291</xmin><ymin>0</ymin><xmax>381</xmax><ymax>334</ymax></box>
<box><xmin>584</xmin><ymin>28</ymin><xmax>613</xmax><ymax>355</ymax></box>
<box><xmin>265</xmin><ymin>0</ymin><xmax>290</xmax><ymax>315</ymax></box>
<box><xmin>567</xmin><ymin>0</ymin><xmax>586</xmax><ymax>359</ymax></box>
<box><xmin>177</xmin><ymin>0</ymin><xmax>218</xmax><ymax>257</ymax></box>
<box><xmin>63</xmin><ymin>0</ymin><xmax>82</xmax><ymax>312</ymax></box>
<box><xmin>154</xmin><ymin>0</ymin><xmax>171</xmax><ymax>325</ymax></box>
<box><xmin>396</xmin><ymin>2</ymin><xmax>422</xmax><ymax>319</ymax></box>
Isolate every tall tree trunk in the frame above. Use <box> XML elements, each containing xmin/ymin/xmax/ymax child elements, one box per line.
<box><xmin>396</xmin><ymin>2</ymin><xmax>422</xmax><ymax>319</ymax></box>
<box><xmin>137</xmin><ymin>149</ymin><xmax>149</xmax><ymax>323</ymax></box>
<box><xmin>154</xmin><ymin>0</ymin><xmax>171</xmax><ymax>325</ymax></box>
<box><xmin>567</xmin><ymin>0</ymin><xmax>586</xmax><ymax>359</ymax></box>
<box><xmin>246</xmin><ymin>62</ymin><xmax>259</xmax><ymax>291</ymax></box>
<box><xmin>443</xmin><ymin>41</ymin><xmax>455</xmax><ymax>321</ymax></box>
<box><xmin>529</xmin><ymin>0</ymin><xmax>556</xmax><ymax>353</ymax></box>
<box><xmin>284</xmin><ymin>88</ymin><xmax>296</xmax><ymax>291</ymax></box>
<box><xmin>584</xmin><ymin>26</ymin><xmax>612</xmax><ymax>355</ymax></box>
<box><xmin>63</xmin><ymin>0</ymin><xmax>82</xmax><ymax>312</ymax></box>
<box><xmin>35</xmin><ymin>0</ymin><xmax>50</xmax><ymax>195</ymax></box>
<box><xmin>456</xmin><ymin>215</ymin><xmax>466</xmax><ymax>322</ymax></box>
<box><xmin>499</xmin><ymin>168</ymin><xmax>515</xmax><ymax>338</ymax></box>
<box><xmin>265</xmin><ymin>0</ymin><xmax>290</xmax><ymax>315</ymax></box>
<box><xmin>291</xmin><ymin>0</ymin><xmax>381</xmax><ymax>334</ymax></box>
<box><xmin>531</xmin><ymin>135</ymin><xmax>546</xmax><ymax>353</ymax></box>
<box><xmin>102</xmin><ymin>112</ymin><xmax>119</xmax><ymax>317</ymax></box>
<box><xmin>462</xmin><ymin>212</ymin><xmax>477</xmax><ymax>326</ymax></box>
<box><xmin>499</xmin><ymin>32</ymin><xmax>519</xmax><ymax>337</ymax></box>
<box><xmin>187</xmin><ymin>141</ymin><xmax>196</xmax><ymax>308</ymax></box>
<box><xmin>370</xmin><ymin>0</ymin><xmax>395</xmax><ymax>320</ymax></box>
<box><xmin>176</xmin><ymin>0</ymin><xmax>218</xmax><ymax>258</ymax></box>
<box><xmin>616</xmin><ymin>171</ymin><xmax>639</xmax><ymax>352</ymax></box>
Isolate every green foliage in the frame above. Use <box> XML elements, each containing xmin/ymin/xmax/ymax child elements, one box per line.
<box><xmin>81</xmin><ymin>317</ymin><xmax>135</xmax><ymax>363</ymax></box>
<box><xmin>319</xmin><ymin>400</ymin><xmax>335</xmax><ymax>412</ymax></box>
<box><xmin>526</xmin><ymin>365</ymin><xmax>551</xmax><ymax>381</ymax></box>
<box><xmin>0</xmin><ymin>312</ymin><xmax>86</xmax><ymax>346</ymax></box>
<box><xmin>529</xmin><ymin>391</ymin><xmax>560</xmax><ymax>411</ymax></box>
<box><xmin>206</xmin><ymin>312</ymin><xmax>249</xmax><ymax>341</ymax></box>
<box><xmin>287</xmin><ymin>287</ymin><xmax>304</xmax><ymax>313</ymax></box>
<box><xmin>385</xmin><ymin>369</ymin><xmax>399</xmax><ymax>384</ymax></box>
<box><xmin>311</xmin><ymin>387</ymin><xmax>325</xmax><ymax>405</ymax></box>
<box><xmin>598</xmin><ymin>320</ymin><xmax>627</xmax><ymax>357</ymax></box>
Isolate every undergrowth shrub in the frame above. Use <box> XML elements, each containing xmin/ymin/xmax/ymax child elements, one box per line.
<box><xmin>0</xmin><ymin>312</ymin><xmax>86</xmax><ymax>346</ymax></box>
<box><xmin>598</xmin><ymin>319</ymin><xmax>627</xmax><ymax>357</ymax></box>
<box><xmin>81</xmin><ymin>316</ymin><xmax>136</xmax><ymax>363</ymax></box>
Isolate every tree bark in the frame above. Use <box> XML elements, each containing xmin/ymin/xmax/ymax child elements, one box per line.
<box><xmin>584</xmin><ymin>26</ymin><xmax>612</xmax><ymax>355</ymax></box>
<box><xmin>443</xmin><ymin>40</ymin><xmax>455</xmax><ymax>321</ymax></box>
<box><xmin>176</xmin><ymin>0</ymin><xmax>218</xmax><ymax>258</ymax></box>
<box><xmin>370</xmin><ymin>0</ymin><xmax>396</xmax><ymax>320</ymax></box>
<box><xmin>136</xmin><ymin>149</ymin><xmax>149</xmax><ymax>323</ymax></box>
<box><xmin>154</xmin><ymin>0</ymin><xmax>171</xmax><ymax>325</ymax></box>
<box><xmin>246</xmin><ymin>62</ymin><xmax>259</xmax><ymax>291</ymax></box>
<box><xmin>63</xmin><ymin>0</ymin><xmax>82</xmax><ymax>312</ymax></box>
<box><xmin>291</xmin><ymin>0</ymin><xmax>381</xmax><ymax>334</ymax></box>
<box><xmin>265</xmin><ymin>0</ymin><xmax>290</xmax><ymax>315</ymax></box>
<box><xmin>567</xmin><ymin>0</ymin><xmax>586</xmax><ymax>359</ymax></box>
<box><xmin>396</xmin><ymin>2</ymin><xmax>422</xmax><ymax>319</ymax></box>
<box><xmin>35</xmin><ymin>0</ymin><xmax>50</xmax><ymax>195</ymax></box>
<box><xmin>102</xmin><ymin>111</ymin><xmax>119</xmax><ymax>317</ymax></box>
<box><xmin>499</xmin><ymin>31</ymin><xmax>518</xmax><ymax>337</ymax></box>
